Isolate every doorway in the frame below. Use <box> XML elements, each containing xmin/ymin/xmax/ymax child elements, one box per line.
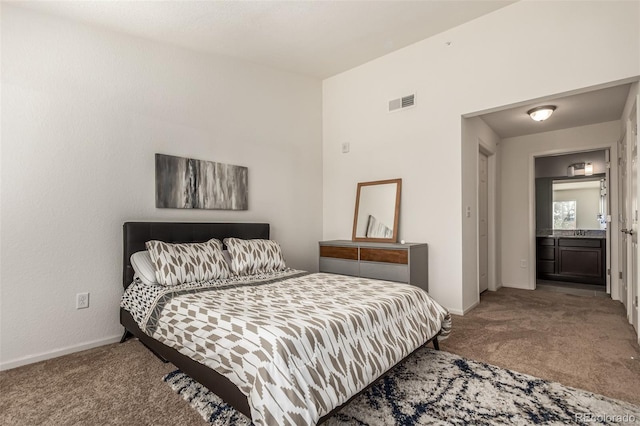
<box><xmin>534</xmin><ymin>149</ymin><xmax>611</xmax><ymax>295</ymax></box>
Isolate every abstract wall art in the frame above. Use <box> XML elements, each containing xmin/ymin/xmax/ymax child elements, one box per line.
<box><xmin>155</xmin><ymin>153</ymin><xmax>248</xmax><ymax>210</ymax></box>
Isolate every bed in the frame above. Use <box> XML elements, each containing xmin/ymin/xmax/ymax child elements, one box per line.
<box><xmin>120</xmin><ymin>222</ymin><xmax>451</xmax><ymax>425</ymax></box>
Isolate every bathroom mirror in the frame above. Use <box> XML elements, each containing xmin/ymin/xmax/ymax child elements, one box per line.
<box><xmin>352</xmin><ymin>178</ymin><xmax>402</xmax><ymax>242</ymax></box>
<box><xmin>536</xmin><ymin>174</ymin><xmax>609</xmax><ymax>233</ymax></box>
<box><xmin>552</xmin><ymin>177</ymin><xmax>606</xmax><ymax>230</ymax></box>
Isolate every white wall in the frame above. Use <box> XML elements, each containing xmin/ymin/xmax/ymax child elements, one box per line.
<box><xmin>323</xmin><ymin>0</ymin><xmax>639</xmax><ymax>314</ymax></box>
<box><xmin>500</xmin><ymin>121</ymin><xmax>620</xmax><ymax>289</ymax></box>
<box><xmin>0</xmin><ymin>6</ymin><xmax>323</xmax><ymax>369</ymax></box>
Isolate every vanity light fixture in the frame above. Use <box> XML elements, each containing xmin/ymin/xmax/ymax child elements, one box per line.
<box><xmin>585</xmin><ymin>162</ymin><xmax>593</xmax><ymax>176</ymax></box>
<box><xmin>527</xmin><ymin>105</ymin><xmax>556</xmax><ymax>122</ymax></box>
<box><xmin>567</xmin><ymin>162</ymin><xmax>593</xmax><ymax>177</ymax></box>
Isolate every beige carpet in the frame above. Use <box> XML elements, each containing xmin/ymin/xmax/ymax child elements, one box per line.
<box><xmin>440</xmin><ymin>287</ymin><xmax>640</xmax><ymax>406</ymax></box>
<box><xmin>1</xmin><ymin>287</ymin><xmax>638</xmax><ymax>425</ymax></box>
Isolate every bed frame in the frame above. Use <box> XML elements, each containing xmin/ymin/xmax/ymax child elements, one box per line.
<box><xmin>120</xmin><ymin>221</ymin><xmax>438</xmax><ymax>423</ymax></box>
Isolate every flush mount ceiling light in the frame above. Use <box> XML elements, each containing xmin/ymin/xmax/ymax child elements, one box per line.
<box><xmin>527</xmin><ymin>105</ymin><xmax>556</xmax><ymax>122</ymax></box>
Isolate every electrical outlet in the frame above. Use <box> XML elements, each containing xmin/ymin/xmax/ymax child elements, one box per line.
<box><xmin>76</xmin><ymin>292</ymin><xmax>89</xmax><ymax>309</ymax></box>
<box><xmin>520</xmin><ymin>259</ymin><xmax>527</xmax><ymax>268</ymax></box>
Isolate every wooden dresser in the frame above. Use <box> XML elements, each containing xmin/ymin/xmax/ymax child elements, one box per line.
<box><xmin>318</xmin><ymin>240</ymin><xmax>428</xmax><ymax>292</ymax></box>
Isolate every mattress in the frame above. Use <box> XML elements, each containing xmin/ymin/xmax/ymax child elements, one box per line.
<box><xmin>121</xmin><ymin>269</ymin><xmax>451</xmax><ymax>426</ymax></box>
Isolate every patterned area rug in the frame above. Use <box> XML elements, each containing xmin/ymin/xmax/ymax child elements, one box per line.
<box><xmin>163</xmin><ymin>347</ymin><xmax>640</xmax><ymax>425</ymax></box>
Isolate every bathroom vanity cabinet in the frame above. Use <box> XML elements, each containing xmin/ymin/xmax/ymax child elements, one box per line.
<box><xmin>536</xmin><ymin>236</ymin><xmax>605</xmax><ymax>285</ymax></box>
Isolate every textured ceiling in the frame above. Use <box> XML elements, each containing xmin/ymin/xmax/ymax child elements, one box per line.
<box><xmin>15</xmin><ymin>0</ymin><xmax>515</xmax><ymax>79</ymax></box>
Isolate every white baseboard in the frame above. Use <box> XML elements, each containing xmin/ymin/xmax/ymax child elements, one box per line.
<box><xmin>0</xmin><ymin>335</ymin><xmax>121</xmax><ymax>371</ymax></box>
<box><xmin>463</xmin><ymin>300</ymin><xmax>480</xmax><ymax>314</ymax></box>
<box><xmin>500</xmin><ymin>283</ymin><xmax>533</xmax><ymax>290</ymax></box>
<box><xmin>447</xmin><ymin>299</ymin><xmax>482</xmax><ymax>316</ymax></box>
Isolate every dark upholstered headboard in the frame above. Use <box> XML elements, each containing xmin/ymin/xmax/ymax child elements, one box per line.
<box><xmin>122</xmin><ymin>222</ymin><xmax>270</xmax><ymax>288</ymax></box>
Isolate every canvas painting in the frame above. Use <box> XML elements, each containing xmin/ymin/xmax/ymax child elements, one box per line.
<box><xmin>155</xmin><ymin>153</ymin><xmax>248</xmax><ymax>210</ymax></box>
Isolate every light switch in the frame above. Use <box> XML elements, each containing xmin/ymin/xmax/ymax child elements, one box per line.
<box><xmin>465</xmin><ymin>206</ymin><xmax>471</xmax><ymax>218</ymax></box>
<box><xmin>341</xmin><ymin>142</ymin><xmax>350</xmax><ymax>153</ymax></box>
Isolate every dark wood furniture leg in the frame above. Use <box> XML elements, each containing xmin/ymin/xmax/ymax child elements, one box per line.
<box><xmin>121</xmin><ymin>327</ymin><xmax>167</xmax><ymax>362</ymax></box>
<box><xmin>433</xmin><ymin>337</ymin><xmax>439</xmax><ymax>350</ymax></box>
<box><xmin>120</xmin><ymin>329</ymin><xmax>132</xmax><ymax>343</ymax></box>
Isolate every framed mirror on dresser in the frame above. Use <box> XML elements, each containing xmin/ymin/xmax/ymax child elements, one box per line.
<box><xmin>352</xmin><ymin>178</ymin><xmax>401</xmax><ymax>243</ymax></box>
<box><xmin>321</xmin><ymin>177</ymin><xmax>428</xmax><ymax>292</ymax></box>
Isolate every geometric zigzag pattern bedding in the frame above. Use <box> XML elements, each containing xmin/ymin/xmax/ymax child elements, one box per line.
<box><xmin>122</xmin><ymin>271</ymin><xmax>451</xmax><ymax>426</ymax></box>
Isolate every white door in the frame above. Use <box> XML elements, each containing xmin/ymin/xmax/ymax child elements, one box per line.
<box><xmin>604</xmin><ymin>150</ymin><xmax>611</xmax><ymax>294</ymax></box>
<box><xmin>479</xmin><ymin>151</ymin><xmax>489</xmax><ymax>293</ymax></box>
<box><xmin>619</xmin><ymin>136</ymin><xmax>629</xmax><ymax>310</ymax></box>
<box><xmin>631</xmin><ymin>102</ymin><xmax>639</xmax><ymax>333</ymax></box>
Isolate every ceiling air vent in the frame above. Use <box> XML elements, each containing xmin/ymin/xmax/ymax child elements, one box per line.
<box><xmin>389</xmin><ymin>94</ymin><xmax>416</xmax><ymax>112</ymax></box>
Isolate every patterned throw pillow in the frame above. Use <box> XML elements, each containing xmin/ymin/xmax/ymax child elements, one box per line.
<box><xmin>145</xmin><ymin>238</ymin><xmax>229</xmax><ymax>286</ymax></box>
<box><xmin>223</xmin><ymin>238</ymin><xmax>286</xmax><ymax>276</ymax></box>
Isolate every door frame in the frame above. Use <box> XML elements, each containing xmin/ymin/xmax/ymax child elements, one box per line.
<box><xmin>605</xmin><ymin>149</ymin><xmax>612</xmax><ymax>293</ymax></box>
<box><xmin>528</xmin><ymin>146</ymin><xmax>618</xmax><ymax>295</ymax></box>
<box><xmin>635</xmin><ymin>97</ymin><xmax>640</xmax><ymax>338</ymax></box>
<box><xmin>477</xmin><ymin>144</ymin><xmax>495</xmax><ymax>293</ymax></box>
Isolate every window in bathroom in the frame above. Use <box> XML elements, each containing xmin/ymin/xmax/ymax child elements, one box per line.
<box><xmin>553</xmin><ymin>200</ymin><xmax>577</xmax><ymax>230</ymax></box>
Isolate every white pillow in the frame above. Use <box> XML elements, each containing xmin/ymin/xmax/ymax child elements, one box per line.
<box><xmin>130</xmin><ymin>251</ymin><xmax>158</xmax><ymax>285</ymax></box>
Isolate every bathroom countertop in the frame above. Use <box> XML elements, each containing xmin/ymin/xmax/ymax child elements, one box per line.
<box><xmin>538</xmin><ymin>234</ymin><xmax>605</xmax><ymax>239</ymax></box>
<box><xmin>536</xmin><ymin>230</ymin><xmax>606</xmax><ymax>239</ymax></box>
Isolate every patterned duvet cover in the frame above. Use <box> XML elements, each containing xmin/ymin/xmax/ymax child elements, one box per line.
<box><xmin>121</xmin><ymin>269</ymin><xmax>451</xmax><ymax>426</ymax></box>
